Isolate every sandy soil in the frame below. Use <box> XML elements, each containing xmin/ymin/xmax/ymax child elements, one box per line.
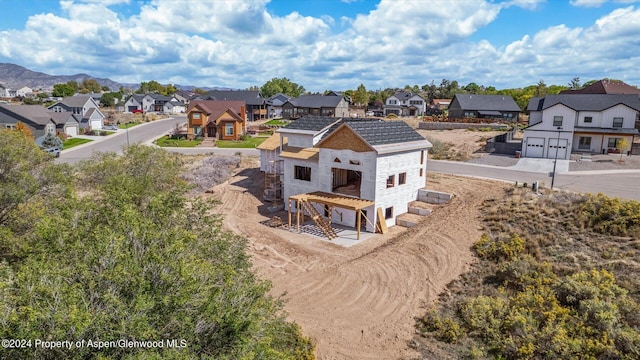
<box><xmin>204</xmin><ymin>156</ymin><xmax>508</xmax><ymax>360</ymax></box>
<box><xmin>416</xmin><ymin>128</ymin><xmax>509</xmax><ymax>159</ymax></box>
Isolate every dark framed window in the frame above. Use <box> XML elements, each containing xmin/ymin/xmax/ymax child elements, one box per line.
<box><xmin>386</xmin><ymin>175</ymin><xmax>395</xmax><ymax>188</ymax></box>
<box><xmin>584</xmin><ymin>116</ymin><xmax>592</xmax><ymax>123</ymax></box>
<box><xmin>613</xmin><ymin>117</ymin><xmax>623</xmax><ymax>128</ymax></box>
<box><xmin>608</xmin><ymin>138</ymin><xmax>621</xmax><ymax>148</ymax></box>
<box><xmin>553</xmin><ymin>116</ymin><xmax>563</xmax><ymax>127</ymax></box>
<box><xmin>385</xmin><ymin>207</ymin><xmax>393</xmax><ymax>219</ymax></box>
<box><xmin>294</xmin><ymin>166</ymin><xmax>311</xmax><ymax>181</ymax></box>
<box><xmin>398</xmin><ymin>172</ymin><xmax>406</xmax><ymax>185</ymax></box>
<box><xmin>578</xmin><ymin>137</ymin><xmax>591</xmax><ymax>150</ymax></box>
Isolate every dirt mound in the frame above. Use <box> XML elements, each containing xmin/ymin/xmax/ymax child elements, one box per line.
<box><xmin>205</xmin><ymin>158</ymin><xmax>507</xmax><ymax>359</ymax></box>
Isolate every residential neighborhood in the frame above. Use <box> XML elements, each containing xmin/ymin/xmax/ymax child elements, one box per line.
<box><xmin>1</xmin><ymin>1</ymin><xmax>640</xmax><ymax>358</ymax></box>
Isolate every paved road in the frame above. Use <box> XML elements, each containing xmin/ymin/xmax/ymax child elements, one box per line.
<box><xmin>57</xmin><ymin>116</ymin><xmax>186</xmax><ymax>164</ymax></box>
<box><xmin>429</xmin><ymin>161</ymin><xmax>640</xmax><ymax>201</ymax></box>
<box><xmin>57</xmin><ymin>122</ymin><xmax>639</xmax><ymax>201</ymax></box>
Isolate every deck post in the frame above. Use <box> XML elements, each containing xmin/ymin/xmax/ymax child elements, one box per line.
<box><xmin>296</xmin><ymin>200</ymin><xmax>300</xmax><ymax>233</ymax></box>
<box><xmin>288</xmin><ymin>199</ymin><xmax>292</xmax><ymax>229</ymax></box>
<box><xmin>357</xmin><ymin>209</ymin><xmax>361</xmax><ymax>240</ymax></box>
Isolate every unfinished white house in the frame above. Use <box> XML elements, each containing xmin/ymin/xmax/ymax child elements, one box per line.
<box><xmin>259</xmin><ymin>115</ymin><xmax>432</xmax><ymax>240</ymax></box>
<box><xmin>523</xmin><ymin>94</ymin><xmax>640</xmax><ymax>159</ymax></box>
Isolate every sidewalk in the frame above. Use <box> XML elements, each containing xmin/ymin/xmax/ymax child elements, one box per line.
<box><xmin>509</xmin><ymin>158</ymin><xmax>570</xmax><ymax>173</ymax></box>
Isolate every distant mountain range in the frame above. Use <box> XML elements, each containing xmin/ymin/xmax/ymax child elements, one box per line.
<box><xmin>0</xmin><ymin>63</ymin><xmax>230</xmax><ymax>92</ymax></box>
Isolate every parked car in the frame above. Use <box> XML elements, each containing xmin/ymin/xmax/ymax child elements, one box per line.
<box><xmin>42</xmin><ymin>146</ymin><xmax>61</xmax><ymax>158</ymax></box>
<box><xmin>132</xmin><ymin>109</ymin><xmax>143</xmax><ymax>114</ymax></box>
<box><xmin>103</xmin><ymin>124</ymin><xmax>119</xmax><ymax>130</ymax></box>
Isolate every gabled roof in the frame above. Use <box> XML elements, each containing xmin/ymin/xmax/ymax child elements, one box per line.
<box><xmin>287</xmin><ymin>95</ymin><xmax>345</xmax><ymax>108</ymax></box>
<box><xmin>0</xmin><ymin>104</ymin><xmax>53</xmax><ymax>126</ymax></box>
<box><xmin>389</xmin><ymin>91</ymin><xmax>424</xmax><ymax>101</ymax></box>
<box><xmin>50</xmin><ymin>111</ymin><xmax>77</xmax><ymax>125</ymax></box>
<box><xmin>206</xmin><ymin>90</ymin><xmax>265</xmax><ymax>106</ymax></box>
<box><xmin>50</xmin><ymin>94</ymin><xmax>94</xmax><ymax>109</ymax></box>
<box><xmin>188</xmin><ymin>100</ymin><xmax>245</xmax><ymax>120</ymax></box>
<box><xmin>451</xmin><ymin>94</ymin><xmax>520</xmax><ymax>112</ymax></box>
<box><xmin>267</xmin><ymin>93</ymin><xmax>292</xmax><ymax>106</ymax></box>
<box><xmin>559</xmin><ymin>80</ymin><xmax>640</xmax><ymax>95</ymax></box>
<box><xmin>527</xmin><ymin>94</ymin><xmax>640</xmax><ymax>112</ymax></box>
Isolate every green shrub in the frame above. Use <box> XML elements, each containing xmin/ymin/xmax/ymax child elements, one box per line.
<box><xmin>579</xmin><ymin>194</ymin><xmax>640</xmax><ymax>237</ymax></box>
<box><xmin>474</xmin><ymin>233</ymin><xmax>525</xmax><ymax>261</ymax></box>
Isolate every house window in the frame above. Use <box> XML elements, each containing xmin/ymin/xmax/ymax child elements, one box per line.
<box><xmin>349</xmin><ymin>160</ymin><xmax>360</xmax><ymax>165</ymax></box>
<box><xmin>193</xmin><ymin>126</ymin><xmax>201</xmax><ymax>136</ymax></box>
<box><xmin>420</xmin><ymin>150</ymin><xmax>425</xmax><ymax>165</ymax></box>
<box><xmin>464</xmin><ymin>112</ymin><xmax>474</xmax><ymax>118</ymax></box>
<box><xmin>46</xmin><ymin>123</ymin><xmax>55</xmax><ymax>134</ymax></box>
<box><xmin>420</xmin><ymin>168</ymin><xmax>424</xmax><ymax>177</ymax></box>
<box><xmin>578</xmin><ymin>137</ymin><xmax>591</xmax><ymax>150</ymax></box>
<box><xmin>584</xmin><ymin>116</ymin><xmax>592</xmax><ymax>123</ymax></box>
<box><xmin>385</xmin><ymin>207</ymin><xmax>393</xmax><ymax>219</ymax></box>
<box><xmin>192</xmin><ymin>112</ymin><xmax>201</xmax><ymax>119</ymax></box>
<box><xmin>613</xmin><ymin>117</ymin><xmax>623</xmax><ymax>128</ymax></box>
<box><xmin>409</xmin><ymin>100</ymin><xmax>423</xmax><ymax>105</ymax></box>
<box><xmin>398</xmin><ymin>172</ymin><xmax>406</xmax><ymax>185</ymax></box>
<box><xmin>386</xmin><ymin>175</ymin><xmax>395</xmax><ymax>188</ymax></box>
<box><xmin>5</xmin><ymin>124</ymin><xmax>15</xmax><ymax>130</ymax></box>
<box><xmin>334</xmin><ymin>157</ymin><xmax>341</xmax><ymax>163</ymax></box>
<box><xmin>225</xmin><ymin>123</ymin><xmax>234</xmax><ymax>136</ymax></box>
<box><xmin>294</xmin><ymin>166</ymin><xmax>311</xmax><ymax>181</ymax></box>
<box><xmin>608</xmin><ymin>138</ymin><xmax>621</xmax><ymax>148</ymax></box>
<box><xmin>553</xmin><ymin>116</ymin><xmax>563</xmax><ymax>127</ymax></box>
<box><xmin>389</xmin><ymin>100</ymin><xmax>397</xmax><ymax>105</ymax></box>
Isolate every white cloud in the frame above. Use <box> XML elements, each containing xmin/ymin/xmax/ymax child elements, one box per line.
<box><xmin>570</xmin><ymin>0</ymin><xmax>609</xmax><ymax>7</ymax></box>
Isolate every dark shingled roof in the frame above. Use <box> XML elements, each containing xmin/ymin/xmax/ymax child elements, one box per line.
<box><xmin>287</xmin><ymin>95</ymin><xmax>345</xmax><ymax>108</ymax></box>
<box><xmin>344</xmin><ymin>119</ymin><xmax>425</xmax><ymax>146</ymax></box>
<box><xmin>206</xmin><ymin>90</ymin><xmax>265</xmax><ymax>106</ymax></box>
<box><xmin>559</xmin><ymin>80</ymin><xmax>640</xmax><ymax>95</ymax></box>
<box><xmin>527</xmin><ymin>94</ymin><xmax>640</xmax><ymax>112</ymax></box>
<box><xmin>451</xmin><ymin>94</ymin><xmax>521</xmax><ymax>112</ymax></box>
<box><xmin>281</xmin><ymin>115</ymin><xmax>341</xmax><ymax>132</ymax></box>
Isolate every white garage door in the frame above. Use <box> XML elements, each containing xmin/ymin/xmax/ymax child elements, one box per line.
<box><xmin>525</xmin><ymin>137</ymin><xmax>545</xmax><ymax>158</ymax></box>
<box><xmin>65</xmin><ymin>126</ymin><xmax>78</xmax><ymax>137</ymax></box>
<box><xmin>548</xmin><ymin>138</ymin><xmax>568</xmax><ymax>159</ymax></box>
<box><xmin>90</xmin><ymin>120</ymin><xmax>102</xmax><ymax>130</ymax></box>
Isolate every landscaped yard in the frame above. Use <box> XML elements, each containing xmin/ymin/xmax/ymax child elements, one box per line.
<box><xmin>63</xmin><ymin>138</ymin><xmax>92</xmax><ymax>149</ymax></box>
<box><xmin>155</xmin><ymin>136</ymin><xmax>202</xmax><ymax>147</ymax></box>
<box><xmin>264</xmin><ymin>119</ymin><xmax>290</xmax><ymax>126</ymax></box>
<box><xmin>216</xmin><ymin>137</ymin><xmax>267</xmax><ymax>148</ymax></box>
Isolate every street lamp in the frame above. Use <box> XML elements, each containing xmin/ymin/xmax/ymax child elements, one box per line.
<box><xmin>550</xmin><ymin>126</ymin><xmax>562</xmax><ymax>189</ymax></box>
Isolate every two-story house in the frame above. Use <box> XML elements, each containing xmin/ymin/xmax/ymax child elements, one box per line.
<box><xmin>205</xmin><ymin>90</ymin><xmax>267</xmax><ymax>121</ymax></box>
<box><xmin>447</xmin><ymin>94</ymin><xmax>520</xmax><ymax>120</ymax></box>
<box><xmin>48</xmin><ymin>94</ymin><xmax>104</xmax><ymax>130</ymax></box>
<box><xmin>281</xmin><ymin>95</ymin><xmax>350</xmax><ymax>119</ymax></box>
<box><xmin>0</xmin><ymin>104</ymin><xmax>79</xmax><ymax>138</ymax></box>
<box><xmin>262</xmin><ymin>115</ymin><xmax>432</xmax><ymax>240</ymax></box>
<box><xmin>522</xmin><ymin>94</ymin><xmax>640</xmax><ymax>159</ymax></box>
<box><xmin>186</xmin><ymin>100</ymin><xmax>246</xmax><ymax>140</ymax></box>
<box><xmin>383</xmin><ymin>91</ymin><xmax>427</xmax><ymax>117</ymax></box>
<box><xmin>123</xmin><ymin>93</ymin><xmax>180</xmax><ymax>113</ymax></box>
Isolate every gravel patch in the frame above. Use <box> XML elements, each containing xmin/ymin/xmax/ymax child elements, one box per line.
<box><xmin>465</xmin><ymin>153</ymin><xmax>520</xmax><ymax>167</ymax></box>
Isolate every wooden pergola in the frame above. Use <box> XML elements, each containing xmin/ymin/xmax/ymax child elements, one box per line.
<box><xmin>288</xmin><ymin>191</ymin><xmax>375</xmax><ymax>240</ymax></box>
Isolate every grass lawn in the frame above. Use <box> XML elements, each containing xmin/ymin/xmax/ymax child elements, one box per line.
<box><xmin>63</xmin><ymin>138</ymin><xmax>92</xmax><ymax>149</ymax></box>
<box><xmin>118</xmin><ymin>122</ymin><xmax>141</xmax><ymax>129</ymax></box>
<box><xmin>216</xmin><ymin>137</ymin><xmax>267</xmax><ymax>148</ymax></box>
<box><xmin>264</xmin><ymin>119</ymin><xmax>290</xmax><ymax>126</ymax></box>
<box><xmin>155</xmin><ymin>136</ymin><xmax>202</xmax><ymax>148</ymax></box>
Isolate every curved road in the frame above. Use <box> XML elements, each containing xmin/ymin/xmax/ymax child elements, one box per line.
<box><xmin>57</xmin><ymin>118</ymin><xmax>640</xmax><ymax>201</ymax></box>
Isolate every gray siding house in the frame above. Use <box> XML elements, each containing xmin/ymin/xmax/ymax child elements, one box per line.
<box><xmin>0</xmin><ymin>104</ymin><xmax>79</xmax><ymax>138</ymax></box>
<box><xmin>281</xmin><ymin>95</ymin><xmax>350</xmax><ymax>119</ymax></box>
<box><xmin>447</xmin><ymin>94</ymin><xmax>520</xmax><ymax>120</ymax></box>
<box><xmin>48</xmin><ymin>94</ymin><xmax>104</xmax><ymax>130</ymax></box>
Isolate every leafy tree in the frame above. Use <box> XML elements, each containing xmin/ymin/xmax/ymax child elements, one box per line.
<box><xmin>568</xmin><ymin>77</ymin><xmax>581</xmax><ymax>90</ymax></box>
<box><xmin>352</xmin><ymin>84</ymin><xmax>369</xmax><ymax>106</ymax></box>
<box><xmin>14</xmin><ymin>122</ymin><xmax>33</xmax><ymax>138</ymax></box>
<box><xmin>260</xmin><ymin>77</ymin><xmax>306</xmax><ymax>98</ymax></box>
<box><xmin>101</xmin><ymin>85</ymin><xmax>110</xmax><ymax>92</ymax></box>
<box><xmin>66</xmin><ymin>81</ymin><xmax>79</xmax><ymax>94</ymax></box>
<box><xmin>52</xmin><ymin>83</ymin><xmax>76</xmax><ymax>97</ymax></box>
<box><xmin>80</xmin><ymin>78</ymin><xmax>102</xmax><ymax>93</ymax></box>
<box><xmin>617</xmin><ymin>138</ymin><xmax>630</xmax><ymax>161</ymax></box>
<box><xmin>100</xmin><ymin>91</ymin><xmax>121</xmax><ymax>107</ymax></box>
<box><xmin>0</xmin><ymin>145</ymin><xmax>315</xmax><ymax>359</ymax></box>
<box><xmin>464</xmin><ymin>82</ymin><xmax>481</xmax><ymax>94</ymax></box>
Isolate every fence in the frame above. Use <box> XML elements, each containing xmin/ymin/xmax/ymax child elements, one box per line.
<box><xmin>485</xmin><ymin>127</ymin><xmax>522</xmax><ymax>155</ymax></box>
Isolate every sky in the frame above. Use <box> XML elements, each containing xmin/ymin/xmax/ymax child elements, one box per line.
<box><xmin>0</xmin><ymin>0</ymin><xmax>639</xmax><ymax>92</ymax></box>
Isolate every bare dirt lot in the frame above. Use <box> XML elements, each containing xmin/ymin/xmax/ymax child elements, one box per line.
<box><xmin>204</xmin><ymin>156</ymin><xmax>509</xmax><ymax>359</ymax></box>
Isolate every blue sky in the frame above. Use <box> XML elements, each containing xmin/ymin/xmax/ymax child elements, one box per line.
<box><xmin>0</xmin><ymin>0</ymin><xmax>638</xmax><ymax>91</ymax></box>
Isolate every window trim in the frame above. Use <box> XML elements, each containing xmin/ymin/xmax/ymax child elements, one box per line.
<box><xmin>613</xmin><ymin>117</ymin><xmax>623</xmax><ymax>128</ymax></box>
<box><xmin>584</xmin><ymin>116</ymin><xmax>592</xmax><ymax>123</ymax></box>
<box><xmin>553</xmin><ymin>116</ymin><xmax>563</xmax><ymax>127</ymax></box>
<box><xmin>225</xmin><ymin>122</ymin><xmax>234</xmax><ymax>136</ymax></box>
<box><xmin>385</xmin><ymin>207</ymin><xmax>393</xmax><ymax>219</ymax></box>
<box><xmin>578</xmin><ymin>136</ymin><xmax>591</xmax><ymax>150</ymax></box>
